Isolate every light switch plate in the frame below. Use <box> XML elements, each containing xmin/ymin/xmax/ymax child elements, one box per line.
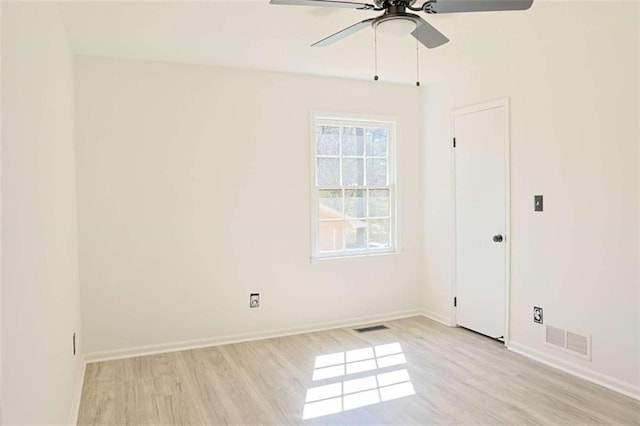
<box><xmin>534</xmin><ymin>195</ymin><xmax>543</xmax><ymax>212</ymax></box>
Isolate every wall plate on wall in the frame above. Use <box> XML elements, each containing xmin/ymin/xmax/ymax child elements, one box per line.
<box><xmin>534</xmin><ymin>195</ymin><xmax>543</xmax><ymax>212</ymax></box>
<box><xmin>534</xmin><ymin>306</ymin><xmax>543</xmax><ymax>324</ymax></box>
<box><xmin>250</xmin><ymin>293</ymin><xmax>260</xmax><ymax>308</ymax></box>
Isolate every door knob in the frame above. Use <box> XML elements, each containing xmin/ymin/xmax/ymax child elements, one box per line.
<box><xmin>493</xmin><ymin>234</ymin><xmax>504</xmax><ymax>243</ymax></box>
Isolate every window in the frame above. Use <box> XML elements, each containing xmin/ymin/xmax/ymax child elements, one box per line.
<box><xmin>312</xmin><ymin>114</ymin><xmax>396</xmax><ymax>259</ymax></box>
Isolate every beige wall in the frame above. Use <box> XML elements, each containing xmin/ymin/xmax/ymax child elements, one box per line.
<box><xmin>422</xmin><ymin>1</ymin><xmax>639</xmax><ymax>397</ymax></box>
<box><xmin>1</xmin><ymin>2</ymin><xmax>83</xmax><ymax>424</ymax></box>
<box><xmin>74</xmin><ymin>56</ymin><xmax>424</xmax><ymax>358</ymax></box>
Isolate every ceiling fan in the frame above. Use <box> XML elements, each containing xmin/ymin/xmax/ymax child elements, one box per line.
<box><xmin>270</xmin><ymin>0</ymin><xmax>534</xmax><ymax>49</ymax></box>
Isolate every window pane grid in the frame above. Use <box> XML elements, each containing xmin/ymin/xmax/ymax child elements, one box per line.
<box><xmin>315</xmin><ymin>118</ymin><xmax>394</xmax><ymax>257</ymax></box>
<box><xmin>317</xmin><ymin>187</ymin><xmax>393</xmax><ymax>253</ymax></box>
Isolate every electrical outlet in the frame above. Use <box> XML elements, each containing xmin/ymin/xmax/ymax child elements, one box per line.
<box><xmin>534</xmin><ymin>307</ymin><xmax>543</xmax><ymax>324</ymax></box>
<box><xmin>250</xmin><ymin>293</ymin><xmax>260</xmax><ymax>308</ymax></box>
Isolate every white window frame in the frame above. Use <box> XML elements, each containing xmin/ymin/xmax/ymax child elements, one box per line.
<box><xmin>310</xmin><ymin>113</ymin><xmax>397</xmax><ymax>260</ymax></box>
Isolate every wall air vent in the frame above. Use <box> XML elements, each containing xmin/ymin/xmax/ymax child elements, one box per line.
<box><xmin>566</xmin><ymin>332</ymin><xmax>590</xmax><ymax>357</ymax></box>
<box><xmin>545</xmin><ymin>325</ymin><xmax>591</xmax><ymax>360</ymax></box>
<box><xmin>545</xmin><ymin>326</ymin><xmax>565</xmax><ymax>347</ymax></box>
<box><xmin>354</xmin><ymin>325</ymin><xmax>389</xmax><ymax>333</ymax></box>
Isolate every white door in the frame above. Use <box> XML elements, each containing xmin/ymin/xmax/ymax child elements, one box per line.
<box><xmin>454</xmin><ymin>102</ymin><xmax>508</xmax><ymax>339</ymax></box>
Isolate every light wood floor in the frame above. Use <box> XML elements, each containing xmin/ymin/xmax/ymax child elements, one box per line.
<box><xmin>78</xmin><ymin>316</ymin><xmax>640</xmax><ymax>425</ymax></box>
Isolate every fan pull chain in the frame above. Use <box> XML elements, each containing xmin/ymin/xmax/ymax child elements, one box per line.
<box><xmin>373</xmin><ymin>26</ymin><xmax>379</xmax><ymax>81</ymax></box>
<box><xmin>415</xmin><ymin>38</ymin><xmax>421</xmax><ymax>87</ymax></box>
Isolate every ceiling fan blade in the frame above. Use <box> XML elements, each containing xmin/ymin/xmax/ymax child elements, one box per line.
<box><xmin>427</xmin><ymin>0</ymin><xmax>533</xmax><ymax>14</ymax></box>
<box><xmin>270</xmin><ymin>0</ymin><xmax>375</xmax><ymax>10</ymax></box>
<box><xmin>412</xmin><ymin>18</ymin><xmax>450</xmax><ymax>49</ymax></box>
<box><xmin>312</xmin><ymin>18</ymin><xmax>375</xmax><ymax>47</ymax></box>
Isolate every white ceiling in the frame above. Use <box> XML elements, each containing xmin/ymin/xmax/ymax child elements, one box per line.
<box><xmin>59</xmin><ymin>1</ymin><xmax>617</xmax><ymax>84</ymax></box>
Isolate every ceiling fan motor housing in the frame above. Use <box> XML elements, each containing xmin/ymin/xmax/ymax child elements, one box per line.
<box><xmin>373</xmin><ymin>13</ymin><xmax>421</xmax><ymax>36</ymax></box>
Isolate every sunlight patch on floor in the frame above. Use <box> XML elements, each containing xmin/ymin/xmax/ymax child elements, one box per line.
<box><xmin>303</xmin><ymin>343</ymin><xmax>416</xmax><ymax>420</ymax></box>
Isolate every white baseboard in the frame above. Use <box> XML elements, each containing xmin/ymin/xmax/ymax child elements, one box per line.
<box><xmin>420</xmin><ymin>309</ymin><xmax>455</xmax><ymax>327</ymax></box>
<box><xmin>508</xmin><ymin>341</ymin><xmax>640</xmax><ymax>402</ymax></box>
<box><xmin>67</xmin><ymin>356</ymin><xmax>86</xmax><ymax>425</ymax></box>
<box><xmin>85</xmin><ymin>308</ymin><xmax>424</xmax><ymax>363</ymax></box>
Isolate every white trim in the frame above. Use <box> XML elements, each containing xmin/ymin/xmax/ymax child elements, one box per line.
<box><xmin>452</xmin><ymin>98</ymin><xmax>510</xmax><ymax>118</ymax></box>
<box><xmin>503</xmin><ymin>99</ymin><xmax>512</xmax><ymax>346</ymax></box>
<box><xmin>312</xmin><ymin>111</ymin><xmax>400</xmax><ymax>125</ymax></box>
<box><xmin>67</xmin><ymin>356</ymin><xmax>86</xmax><ymax>426</ymax></box>
<box><xmin>420</xmin><ymin>309</ymin><xmax>456</xmax><ymax>327</ymax></box>
<box><xmin>84</xmin><ymin>309</ymin><xmax>423</xmax><ymax>363</ymax></box>
<box><xmin>508</xmin><ymin>341</ymin><xmax>640</xmax><ymax>402</ymax></box>
<box><xmin>309</xmin><ymin>112</ymin><xmax>398</xmax><ymax>260</ymax></box>
<box><xmin>311</xmin><ymin>250</ymin><xmax>402</xmax><ymax>264</ymax></box>
<box><xmin>451</xmin><ymin>97</ymin><xmax>511</xmax><ymax>343</ymax></box>
<box><xmin>449</xmin><ymin>111</ymin><xmax>457</xmax><ymax>327</ymax></box>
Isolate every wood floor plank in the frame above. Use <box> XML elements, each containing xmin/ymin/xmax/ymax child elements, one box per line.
<box><xmin>78</xmin><ymin>316</ymin><xmax>640</xmax><ymax>425</ymax></box>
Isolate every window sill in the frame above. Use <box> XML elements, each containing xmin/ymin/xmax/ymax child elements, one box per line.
<box><xmin>311</xmin><ymin>251</ymin><xmax>402</xmax><ymax>264</ymax></box>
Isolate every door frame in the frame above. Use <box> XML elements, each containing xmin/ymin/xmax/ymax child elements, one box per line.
<box><xmin>450</xmin><ymin>97</ymin><xmax>511</xmax><ymax>345</ymax></box>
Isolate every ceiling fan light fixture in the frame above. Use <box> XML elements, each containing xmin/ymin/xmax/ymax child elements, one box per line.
<box><xmin>375</xmin><ymin>17</ymin><xmax>417</xmax><ymax>38</ymax></box>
